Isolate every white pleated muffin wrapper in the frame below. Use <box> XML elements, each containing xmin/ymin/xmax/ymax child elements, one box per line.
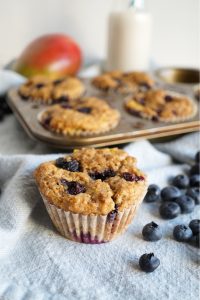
<box><xmin>40</xmin><ymin>189</ymin><xmax>147</xmax><ymax>244</ymax></box>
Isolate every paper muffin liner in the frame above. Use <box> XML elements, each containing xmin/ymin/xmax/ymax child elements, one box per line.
<box><xmin>41</xmin><ymin>191</ymin><xmax>146</xmax><ymax>244</ymax></box>
<box><xmin>44</xmin><ymin>120</ymin><xmax>120</xmax><ymax>137</ymax></box>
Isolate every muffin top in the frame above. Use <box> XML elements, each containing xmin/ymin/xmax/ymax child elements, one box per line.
<box><xmin>40</xmin><ymin>97</ymin><xmax>120</xmax><ymax>135</ymax></box>
<box><xmin>35</xmin><ymin>148</ymin><xmax>147</xmax><ymax>215</ymax></box>
<box><xmin>125</xmin><ymin>89</ymin><xmax>197</xmax><ymax>122</ymax></box>
<box><xmin>18</xmin><ymin>75</ymin><xmax>85</xmax><ymax>103</ymax></box>
<box><xmin>92</xmin><ymin>71</ymin><xmax>154</xmax><ymax>94</ymax></box>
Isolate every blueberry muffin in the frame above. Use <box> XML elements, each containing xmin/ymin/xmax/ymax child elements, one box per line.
<box><xmin>40</xmin><ymin>97</ymin><xmax>120</xmax><ymax>136</ymax></box>
<box><xmin>92</xmin><ymin>71</ymin><xmax>154</xmax><ymax>94</ymax></box>
<box><xmin>18</xmin><ymin>75</ymin><xmax>85</xmax><ymax>103</ymax></box>
<box><xmin>125</xmin><ymin>89</ymin><xmax>197</xmax><ymax>122</ymax></box>
<box><xmin>34</xmin><ymin>148</ymin><xmax>147</xmax><ymax>243</ymax></box>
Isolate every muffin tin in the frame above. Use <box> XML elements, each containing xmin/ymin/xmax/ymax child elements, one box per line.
<box><xmin>7</xmin><ymin>77</ymin><xmax>200</xmax><ymax>149</ymax></box>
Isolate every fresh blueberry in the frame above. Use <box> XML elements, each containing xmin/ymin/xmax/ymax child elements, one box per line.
<box><xmin>35</xmin><ymin>83</ymin><xmax>45</xmax><ymax>89</ymax></box>
<box><xmin>159</xmin><ymin>201</ymin><xmax>181</xmax><ymax>219</ymax></box>
<box><xmin>144</xmin><ymin>184</ymin><xmax>160</xmax><ymax>203</ymax></box>
<box><xmin>56</xmin><ymin>157</ymin><xmax>68</xmax><ymax>168</ymax></box>
<box><xmin>186</xmin><ymin>187</ymin><xmax>200</xmax><ymax>205</ymax></box>
<box><xmin>173</xmin><ymin>224</ymin><xmax>193</xmax><ymax>242</ymax></box>
<box><xmin>190</xmin><ymin>164</ymin><xmax>200</xmax><ymax>175</ymax></box>
<box><xmin>195</xmin><ymin>151</ymin><xmax>200</xmax><ymax>163</ymax></box>
<box><xmin>56</xmin><ymin>158</ymin><xmax>81</xmax><ymax>172</ymax></box>
<box><xmin>54</xmin><ymin>95</ymin><xmax>69</xmax><ymax>103</ymax></box>
<box><xmin>175</xmin><ymin>195</ymin><xmax>195</xmax><ymax>213</ymax></box>
<box><xmin>189</xmin><ymin>219</ymin><xmax>200</xmax><ymax>235</ymax></box>
<box><xmin>77</xmin><ymin>107</ymin><xmax>92</xmax><ymax>114</ymax></box>
<box><xmin>164</xmin><ymin>95</ymin><xmax>173</xmax><ymax>102</ymax></box>
<box><xmin>53</xmin><ymin>78</ymin><xmax>64</xmax><ymax>85</ymax></box>
<box><xmin>161</xmin><ymin>186</ymin><xmax>182</xmax><ymax>201</ymax></box>
<box><xmin>172</xmin><ymin>174</ymin><xmax>189</xmax><ymax>189</ymax></box>
<box><xmin>190</xmin><ymin>174</ymin><xmax>200</xmax><ymax>187</ymax></box>
<box><xmin>89</xmin><ymin>169</ymin><xmax>116</xmax><ymax>181</ymax></box>
<box><xmin>60</xmin><ymin>103</ymin><xmax>72</xmax><ymax>109</ymax></box>
<box><xmin>142</xmin><ymin>222</ymin><xmax>162</xmax><ymax>241</ymax></box>
<box><xmin>61</xmin><ymin>178</ymin><xmax>86</xmax><ymax>195</ymax></box>
<box><xmin>139</xmin><ymin>253</ymin><xmax>160</xmax><ymax>273</ymax></box>
<box><xmin>122</xmin><ymin>172</ymin><xmax>144</xmax><ymax>182</ymax></box>
<box><xmin>67</xmin><ymin>181</ymin><xmax>86</xmax><ymax>195</ymax></box>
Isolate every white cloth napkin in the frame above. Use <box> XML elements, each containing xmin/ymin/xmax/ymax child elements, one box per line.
<box><xmin>0</xmin><ymin>135</ymin><xmax>199</xmax><ymax>300</ymax></box>
<box><xmin>0</xmin><ymin>70</ymin><xmax>26</xmax><ymax>96</ymax></box>
<box><xmin>0</xmin><ymin>67</ymin><xmax>199</xmax><ymax>300</ymax></box>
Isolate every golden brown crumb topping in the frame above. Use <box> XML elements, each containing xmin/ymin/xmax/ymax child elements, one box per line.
<box><xmin>35</xmin><ymin>148</ymin><xmax>147</xmax><ymax>215</ymax></box>
<box><xmin>92</xmin><ymin>71</ymin><xmax>154</xmax><ymax>94</ymax></box>
<box><xmin>40</xmin><ymin>97</ymin><xmax>120</xmax><ymax>135</ymax></box>
<box><xmin>18</xmin><ymin>75</ymin><xmax>85</xmax><ymax>103</ymax></box>
<box><xmin>125</xmin><ymin>89</ymin><xmax>197</xmax><ymax>122</ymax></box>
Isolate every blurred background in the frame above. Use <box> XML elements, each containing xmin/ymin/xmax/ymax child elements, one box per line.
<box><xmin>0</xmin><ymin>0</ymin><xmax>199</xmax><ymax>68</ymax></box>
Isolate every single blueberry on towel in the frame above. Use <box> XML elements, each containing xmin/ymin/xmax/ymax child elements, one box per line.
<box><xmin>173</xmin><ymin>224</ymin><xmax>193</xmax><ymax>242</ymax></box>
<box><xmin>175</xmin><ymin>195</ymin><xmax>195</xmax><ymax>214</ymax></box>
<box><xmin>172</xmin><ymin>174</ymin><xmax>189</xmax><ymax>189</ymax></box>
<box><xmin>159</xmin><ymin>201</ymin><xmax>181</xmax><ymax>219</ymax></box>
<box><xmin>142</xmin><ymin>222</ymin><xmax>162</xmax><ymax>241</ymax></box>
<box><xmin>139</xmin><ymin>253</ymin><xmax>160</xmax><ymax>273</ymax></box>
<box><xmin>161</xmin><ymin>186</ymin><xmax>182</xmax><ymax>201</ymax></box>
<box><xmin>144</xmin><ymin>184</ymin><xmax>160</xmax><ymax>202</ymax></box>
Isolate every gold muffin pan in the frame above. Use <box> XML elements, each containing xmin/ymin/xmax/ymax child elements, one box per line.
<box><xmin>7</xmin><ymin>77</ymin><xmax>200</xmax><ymax>149</ymax></box>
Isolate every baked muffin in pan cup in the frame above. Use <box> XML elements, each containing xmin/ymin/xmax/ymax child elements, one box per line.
<box><xmin>18</xmin><ymin>75</ymin><xmax>85</xmax><ymax>104</ymax></box>
<box><xmin>40</xmin><ymin>97</ymin><xmax>120</xmax><ymax>136</ymax></box>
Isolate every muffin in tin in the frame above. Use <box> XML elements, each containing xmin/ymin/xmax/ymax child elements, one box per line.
<box><xmin>92</xmin><ymin>71</ymin><xmax>154</xmax><ymax>94</ymax></box>
<box><xmin>40</xmin><ymin>97</ymin><xmax>120</xmax><ymax>136</ymax></box>
<box><xmin>34</xmin><ymin>148</ymin><xmax>147</xmax><ymax>243</ymax></box>
<box><xmin>18</xmin><ymin>75</ymin><xmax>85</xmax><ymax>103</ymax></box>
<box><xmin>125</xmin><ymin>89</ymin><xmax>197</xmax><ymax>122</ymax></box>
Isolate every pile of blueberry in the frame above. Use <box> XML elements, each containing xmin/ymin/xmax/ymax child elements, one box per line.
<box><xmin>139</xmin><ymin>151</ymin><xmax>200</xmax><ymax>273</ymax></box>
<box><xmin>139</xmin><ymin>218</ymin><xmax>200</xmax><ymax>273</ymax></box>
<box><xmin>144</xmin><ymin>151</ymin><xmax>200</xmax><ymax>218</ymax></box>
<box><xmin>0</xmin><ymin>96</ymin><xmax>12</xmax><ymax>121</ymax></box>
<box><xmin>173</xmin><ymin>219</ymin><xmax>200</xmax><ymax>245</ymax></box>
